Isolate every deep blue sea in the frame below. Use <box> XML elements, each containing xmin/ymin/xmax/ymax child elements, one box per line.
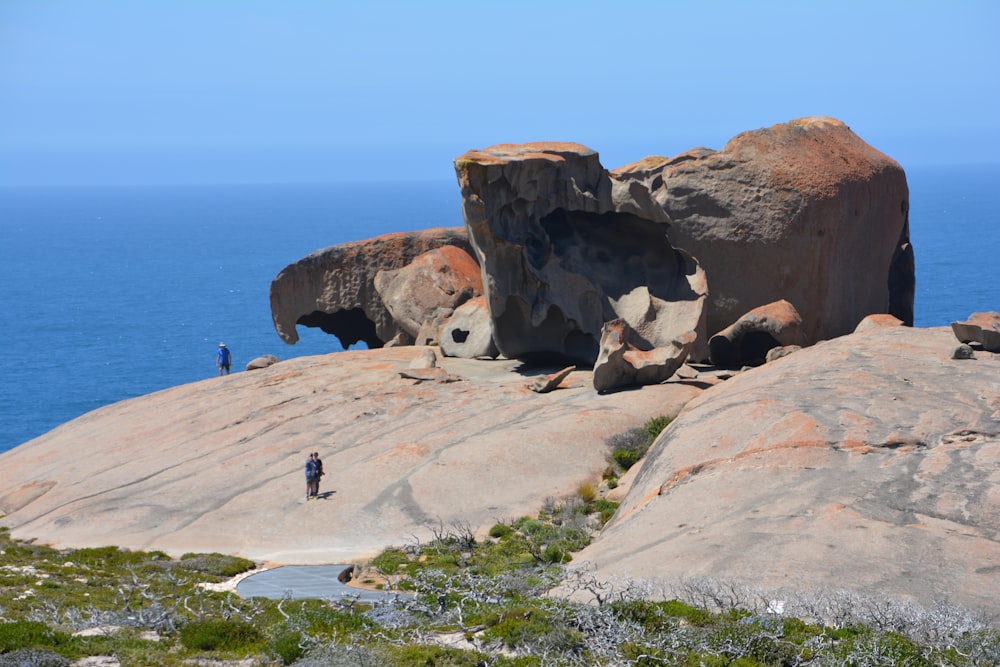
<box><xmin>1</xmin><ymin>166</ymin><xmax>997</xmax><ymax>453</ymax></box>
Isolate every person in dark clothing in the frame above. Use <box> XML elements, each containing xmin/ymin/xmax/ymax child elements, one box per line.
<box><xmin>217</xmin><ymin>342</ymin><xmax>232</xmax><ymax>376</ymax></box>
<box><xmin>310</xmin><ymin>451</ymin><xmax>325</xmax><ymax>498</ymax></box>
<box><xmin>305</xmin><ymin>454</ymin><xmax>318</xmax><ymax>501</ymax></box>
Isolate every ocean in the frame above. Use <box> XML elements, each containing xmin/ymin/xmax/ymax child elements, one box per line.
<box><xmin>1</xmin><ymin>165</ymin><xmax>997</xmax><ymax>453</ymax></box>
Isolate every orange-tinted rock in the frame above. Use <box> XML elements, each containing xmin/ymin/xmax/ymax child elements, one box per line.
<box><xmin>593</xmin><ymin>319</ymin><xmax>696</xmax><ymax>392</ymax></box>
<box><xmin>269</xmin><ymin>227</ymin><xmax>473</xmax><ymax>348</ymax></box>
<box><xmin>854</xmin><ymin>313</ymin><xmax>905</xmax><ymax>332</ymax></box>
<box><xmin>709</xmin><ymin>299</ymin><xmax>808</xmax><ymax>368</ymax></box>
<box><xmin>952</xmin><ymin>311</ymin><xmax>1000</xmax><ymax>352</ymax></box>
<box><xmin>613</xmin><ymin>117</ymin><xmax>913</xmax><ymax>343</ymax></box>
<box><xmin>373</xmin><ymin>245</ymin><xmax>482</xmax><ymax>340</ymax></box>
<box><xmin>574</xmin><ymin>325</ymin><xmax>1000</xmax><ymax>614</ymax></box>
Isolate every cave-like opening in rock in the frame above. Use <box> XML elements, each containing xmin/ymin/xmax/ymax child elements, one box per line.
<box><xmin>710</xmin><ymin>330</ymin><xmax>780</xmax><ymax>369</ymax></box>
<box><xmin>539</xmin><ymin>208</ymin><xmax>698</xmax><ymax>304</ymax></box>
<box><xmin>297</xmin><ymin>308</ymin><xmax>382</xmax><ymax>349</ymax></box>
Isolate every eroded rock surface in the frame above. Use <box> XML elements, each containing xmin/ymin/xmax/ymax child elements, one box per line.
<box><xmin>374</xmin><ymin>245</ymin><xmax>482</xmax><ymax>341</ymax></box>
<box><xmin>708</xmin><ymin>299</ymin><xmax>808</xmax><ymax>368</ymax></box>
<box><xmin>573</xmin><ymin>326</ymin><xmax>1000</xmax><ymax>614</ymax></box>
<box><xmin>952</xmin><ymin>311</ymin><xmax>1000</xmax><ymax>352</ymax></box>
<box><xmin>270</xmin><ymin>228</ymin><xmax>473</xmax><ymax>348</ymax></box>
<box><xmin>454</xmin><ymin>142</ymin><xmax>708</xmax><ymax>366</ymax></box>
<box><xmin>593</xmin><ymin>319</ymin><xmax>695</xmax><ymax>392</ymax></box>
<box><xmin>439</xmin><ymin>296</ymin><xmax>499</xmax><ymax>359</ymax></box>
<box><xmin>612</xmin><ymin>116</ymin><xmax>913</xmax><ymax>342</ymax></box>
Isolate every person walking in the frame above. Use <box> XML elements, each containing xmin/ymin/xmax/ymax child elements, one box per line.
<box><xmin>305</xmin><ymin>453</ymin><xmax>318</xmax><ymax>501</ymax></box>
<box><xmin>217</xmin><ymin>342</ymin><xmax>232</xmax><ymax>376</ymax></box>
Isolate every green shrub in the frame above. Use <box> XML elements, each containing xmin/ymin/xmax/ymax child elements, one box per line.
<box><xmin>659</xmin><ymin>599</ymin><xmax>716</xmax><ymax>626</ymax></box>
<box><xmin>370</xmin><ymin>547</ymin><xmax>410</xmax><ymax>575</ymax></box>
<box><xmin>179</xmin><ymin>619</ymin><xmax>262</xmax><ymax>652</ymax></box>
<box><xmin>488</xmin><ymin>523</ymin><xmax>512</xmax><ymax>539</ymax></box>
<box><xmin>606</xmin><ymin>416</ymin><xmax>673</xmax><ymax>474</ymax></box>
<box><xmin>586</xmin><ymin>497</ymin><xmax>617</xmax><ymax>514</ymax></box>
<box><xmin>542</xmin><ymin>542</ymin><xmax>572</xmax><ymax>564</ymax></box>
<box><xmin>0</xmin><ymin>621</ymin><xmax>70</xmax><ymax>653</ymax></box>
<box><xmin>270</xmin><ymin>630</ymin><xmax>304</xmax><ymax>665</ymax></box>
<box><xmin>644</xmin><ymin>414</ymin><xmax>672</xmax><ymax>442</ymax></box>
<box><xmin>610</xmin><ymin>600</ymin><xmax>671</xmax><ymax>631</ymax></box>
<box><xmin>69</xmin><ymin>545</ymin><xmax>151</xmax><ymax>569</ymax></box>
<box><xmin>612</xmin><ymin>447</ymin><xmax>642</xmax><ymax>470</ymax></box>
<box><xmin>179</xmin><ymin>552</ymin><xmax>256</xmax><ymax>577</ymax></box>
<box><xmin>483</xmin><ymin>608</ymin><xmax>583</xmax><ymax>653</ymax></box>
<box><xmin>518</xmin><ymin>519</ymin><xmax>546</xmax><ymax>536</ymax></box>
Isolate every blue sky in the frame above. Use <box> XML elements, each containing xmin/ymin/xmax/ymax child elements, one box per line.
<box><xmin>2</xmin><ymin>1</ymin><xmax>998</xmax><ymax>186</ymax></box>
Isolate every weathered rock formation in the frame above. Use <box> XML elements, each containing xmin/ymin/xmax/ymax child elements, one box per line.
<box><xmin>454</xmin><ymin>142</ymin><xmax>708</xmax><ymax>367</ymax></box>
<box><xmin>612</xmin><ymin>116</ymin><xmax>913</xmax><ymax>342</ymax></box>
<box><xmin>373</xmin><ymin>245</ymin><xmax>482</xmax><ymax>342</ymax></box>
<box><xmin>439</xmin><ymin>296</ymin><xmax>499</xmax><ymax>359</ymax></box>
<box><xmin>270</xmin><ymin>228</ymin><xmax>473</xmax><ymax>348</ymax></box>
<box><xmin>573</xmin><ymin>325</ymin><xmax>1000</xmax><ymax>613</ymax></box>
<box><xmin>952</xmin><ymin>311</ymin><xmax>1000</xmax><ymax>353</ymax></box>
<box><xmin>527</xmin><ymin>365</ymin><xmax>577</xmax><ymax>394</ymax></box>
<box><xmin>593</xmin><ymin>319</ymin><xmax>696</xmax><ymax>392</ymax></box>
<box><xmin>271</xmin><ymin>118</ymin><xmax>912</xmax><ymax>394</ymax></box>
<box><xmin>708</xmin><ymin>299</ymin><xmax>808</xmax><ymax>368</ymax></box>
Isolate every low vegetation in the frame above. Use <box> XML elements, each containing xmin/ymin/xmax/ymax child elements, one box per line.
<box><xmin>1</xmin><ymin>418</ymin><xmax>997</xmax><ymax>665</ymax></box>
<box><xmin>603</xmin><ymin>414</ymin><xmax>672</xmax><ymax>488</ymax></box>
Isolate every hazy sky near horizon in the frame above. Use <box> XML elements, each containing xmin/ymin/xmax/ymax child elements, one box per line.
<box><xmin>2</xmin><ymin>1</ymin><xmax>998</xmax><ymax>186</ymax></box>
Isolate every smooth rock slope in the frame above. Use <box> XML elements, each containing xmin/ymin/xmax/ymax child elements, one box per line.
<box><xmin>0</xmin><ymin>348</ymin><xmax>699</xmax><ymax>565</ymax></box>
<box><xmin>573</xmin><ymin>325</ymin><xmax>1000</xmax><ymax>614</ymax></box>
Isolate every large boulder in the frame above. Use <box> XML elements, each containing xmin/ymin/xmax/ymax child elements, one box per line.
<box><xmin>573</xmin><ymin>325</ymin><xmax>1000</xmax><ymax>614</ymax></box>
<box><xmin>952</xmin><ymin>311</ymin><xmax>1000</xmax><ymax>352</ymax></box>
<box><xmin>269</xmin><ymin>228</ymin><xmax>473</xmax><ymax>348</ymax></box>
<box><xmin>454</xmin><ymin>142</ymin><xmax>708</xmax><ymax>366</ymax></box>
<box><xmin>439</xmin><ymin>296</ymin><xmax>499</xmax><ymax>359</ymax></box>
<box><xmin>611</xmin><ymin>116</ymin><xmax>913</xmax><ymax>343</ymax></box>
<box><xmin>593</xmin><ymin>319</ymin><xmax>695</xmax><ymax>392</ymax></box>
<box><xmin>373</xmin><ymin>245</ymin><xmax>483</xmax><ymax>340</ymax></box>
<box><xmin>708</xmin><ymin>299</ymin><xmax>809</xmax><ymax>368</ymax></box>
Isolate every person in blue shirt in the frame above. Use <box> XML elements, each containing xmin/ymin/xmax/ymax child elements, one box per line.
<box><xmin>305</xmin><ymin>454</ymin><xmax>318</xmax><ymax>501</ymax></box>
<box><xmin>217</xmin><ymin>342</ymin><xmax>232</xmax><ymax>376</ymax></box>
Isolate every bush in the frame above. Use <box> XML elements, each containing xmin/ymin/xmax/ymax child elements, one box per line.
<box><xmin>178</xmin><ymin>552</ymin><xmax>256</xmax><ymax>578</ymax></box>
<box><xmin>270</xmin><ymin>630</ymin><xmax>304</xmax><ymax>665</ymax></box>
<box><xmin>69</xmin><ymin>545</ymin><xmax>155</xmax><ymax>569</ymax></box>
<box><xmin>577</xmin><ymin>480</ymin><xmax>598</xmax><ymax>503</ymax></box>
<box><xmin>179</xmin><ymin>619</ymin><xmax>262</xmax><ymax>652</ymax></box>
<box><xmin>606</xmin><ymin>415</ymin><xmax>674</xmax><ymax>474</ymax></box>
<box><xmin>0</xmin><ymin>621</ymin><xmax>70</xmax><ymax>653</ymax></box>
<box><xmin>370</xmin><ymin>547</ymin><xmax>410</xmax><ymax>575</ymax></box>
<box><xmin>488</xmin><ymin>523</ymin><xmax>513</xmax><ymax>539</ymax></box>
<box><xmin>483</xmin><ymin>608</ymin><xmax>583</xmax><ymax>653</ymax></box>
<box><xmin>644</xmin><ymin>414</ymin><xmax>672</xmax><ymax>442</ymax></box>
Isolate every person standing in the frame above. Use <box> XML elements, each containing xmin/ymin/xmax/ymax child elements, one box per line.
<box><xmin>217</xmin><ymin>342</ymin><xmax>232</xmax><ymax>376</ymax></box>
<box><xmin>311</xmin><ymin>451</ymin><xmax>325</xmax><ymax>498</ymax></box>
<box><xmin>305</xmin><ymin>453</ymin><xmax>318</xmax><ymax>501</ymax></box>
